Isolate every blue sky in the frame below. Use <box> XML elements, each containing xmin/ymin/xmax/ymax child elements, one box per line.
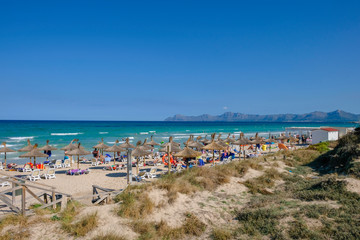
<box><xmin>0</xmin><ymin>0</ymin><xmax>359</xmax><ymax>120</ymax></box>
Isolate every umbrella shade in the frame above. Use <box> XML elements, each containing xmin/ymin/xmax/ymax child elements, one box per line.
<box><xmin>188</xmin><ymin>141</ymin><xmax>204</xmax><ymax>149</ymax></box>
<box><xmin>276</xmin><ymin>134</ymin><xmax>290</xmax><ymax>141</ymax></box>
<box><xmin>19</xmin><ymin>149</ymin><xmax>49</xmax><ymax>158</ymax></box>
<box><xmin>0</xmin><ymin>145</ymin><xmax>16</xmax><ymax>154</ymax></box>
<box><xmin>202</xmin><ymin>141</ymin><xmax>227</xmax><ymax>151</ymax></box>
<box><xmin>145</xmin><ymin>136</ymin><xmax>160</xmax><ymax>146</ymax></box>
<box><xmin>224</xmin><ymin>134</ymin><xmax>236</xmax><ymax>144</ymax></box>
<box><xmin>132</xmin><ymin>147</ymin><xmax>152</xmax><ymax>157</ymax></box>
<box><xmin>93</xmin><ymin>138</ymin><xmax>110</xmax><ymax>149</ymax></box>
<box><xmin>67</xmin><ymin>143</ymin><xmax>91</xmax><ymax>169</ymax></box>
<box><xmin>18</xmin><ymin>139</ymin><xmax>34</xmax><ymax>152</ymax></box>
<box><xmin>0</xmin><ymin>142</ymin><xmax>16</xmax><ymax>169</ymax></box>
<box><xmin>38</xmin><ymin>140</ymin><xmax>58</xmax><ymax>151</ymax></box>
<box><xmin>161</xmin><ymin>136</ymin><xmax>181</xmax><ymax>149</ymax></box>
<box><xmin>200</xmin><ymin>136</ymin><xmax>211</xmax><ymax>144</ymax></box>
<box><xmin>289</xmin><ymin>136</ymin><xmax>299</xmax><ymax>143</ymax></box>
<box><xmin>159</xmin><ymin>145</ymin><xmax>182</xmax><ymax>153</ymax></box>
<box><xmin>174</xmin><ymin>147</ymin><xmax>202</xmax><ymax>158</ymax></box>
<box><xmin>119</xmin><ymin>138</ymin><xmax>135</xmax><ymax>149</ymax></box>
<box><xmin>61</xmin><ymin>139</ymin><xmax>82</xmax><ymax>151</ymax></box>
<box><xmin>105</xmin><ymin>144</ymin><xmax>124</xmax><ymax>152</ymax></box>
<box><xmin>141</xmin><ymin>139</ymin><xmax>153</xmax><ymax>150</ymax></box>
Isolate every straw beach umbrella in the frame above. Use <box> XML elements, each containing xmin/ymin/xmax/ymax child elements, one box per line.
<box><xmin>120</xmin><ymin>138</ymin><xmax>136</xmax><ymax>149</ymax></box>
<box><xmin>174</xmin><ymin>146</ymin><xmax>202</xmax><ymax>167</ymax></box>
<box><xmin>141</xmin><ymin>139</ymin><xmax>153</xmax><ymax>151</ymax></box>
<box><xmin>233</xmin><ymin>133</ymin><xmax>250</xmax><ymax>160</ymax></box>
<box><xmin>67</xmin><ymin>143</ymin><xmax>91</xmax><ymax>169</ymax></box>
<box><xmin>104</xmin><ymin>140</ymin><xmax>125</xmax><ymax>165</ymax></box>
<box><xmin>216</xmin><ymin>134</ymin><xmax>229</xmax><ymax>148</ymax></box>
<box><xmin>18</xmin><ymin>139</ymin><xmax>34</xmax><ymax>152</ymax></box>
<box><xmin>145</xmin><ymin>136</ymin><xmax>160</xmax><ymax>147</ymax></box>
<box><xmin>132</xmin><ymin>142</ymin><xmax>152</xmax><ymax>174</ymax></box>
<box><xmin>19</xmin><ymin>144</ymin><xmax>48</xmax><ymax>165</ymax></box>
<box><xmin>93</xmin><ymin>138</ymin><xmax>110</xmax><ymax>155</ymax></box>
<box><xmin>39</xmin><ymin>140</ymin><xmax>58</xmax><ymax>151</ymax></box>
<box><xmin>224</xmin><ymin>133</ymin><xmax>236</xmax><ymax>144</ymax></box>
<box><xmin>200</xmin><ymin>135</ymin><xmax>211</xmax><ymax>145</ymax></box>
<box><xmin>162</xmin><ymin>136</ymin><xmax>181</xmax><ymax>173</ymax></box>
<box><xmin>61</xmin><ymin>139</ymin><xmax>81</xmax><ymax>151</ymax></box>
<box><xmin>0</xmin><ymin>142</ymin><xmax>16</xmax><ymax>169</ymax></box>
<box><xmin>202</xmin><ymin>134</ymin><xmax>227</xmax><ymax>166</ymax></box>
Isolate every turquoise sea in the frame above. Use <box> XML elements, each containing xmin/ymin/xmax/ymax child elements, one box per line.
<box><xmin>0</xmin><ymin>121</ymin><xmax>357</xmax><ymax>165</ymax></box>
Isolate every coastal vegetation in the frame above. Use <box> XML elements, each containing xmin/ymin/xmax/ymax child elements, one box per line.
<box><xmin>0</xmin><ymin>127</ymin><xmax>359</xmax><ymax>239</ymax></box>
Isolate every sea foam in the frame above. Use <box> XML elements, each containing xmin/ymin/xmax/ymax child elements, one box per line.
<box><xmin>51</xmin><ymin>133</ymin><xmax>83</xmax><ymax>136</ymax></box>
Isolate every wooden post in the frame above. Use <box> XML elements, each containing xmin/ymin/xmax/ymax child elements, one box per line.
<box><xmin>61</xmin><ymin>196</ymin><xmax>67</xmax><ymax>211</ymax></box>
<box><xmin>21</xmin><ymin>186</ymin><xmax>26</xmax><ymax>215</ymax></box>
<box><xmin>127</xmin><ymin>149</ymin><xmax>132</xmax><ymax>185</ymax></box>
<box><xmin>52</xmin><ymin>188</ymin><xmax>56</xmax><ymax>210</ymax></box>
<box><xmin>12</xmin><ymin>181</ymin><xmax>15</xmax><ymax>205</ymax></box>
<box><xmin>167</xmin><ymin>145</ymin><xmax>171</xmax><ymax>174</ymax></box>
<box><xmin>213</xmin><ymin>151</ymin><xmax>215</xmax><ymax>166</ymax></box>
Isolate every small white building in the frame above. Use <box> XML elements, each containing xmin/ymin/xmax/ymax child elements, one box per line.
<box><xmin>311</xmin><ymin>128</ymin><xmax>339</xmax><ymax>144</ymax></box>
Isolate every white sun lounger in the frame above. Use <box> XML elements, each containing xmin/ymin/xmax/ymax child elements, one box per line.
<box><xmin>62</xmin><ymin>159</ymin><xmax>71</xmax><ymax>168</ymax></box>
<box><xmin>43</xmin><ymin>168</ymin><xmax>56</xmax><ymax>179</ymax></box>
<box><xmin>145</xmin><ymin>167</ymin><xmax>158</xmax><ymax>178</ymax></box>
<box><xmin>54</xmin><ymin>160</ymin><xmax>62</xmax><ymax>168</ymax></box>
<box><xmin>28</xmin><ymin>169</ymin><xmax>41</xmax><ymax>181</ymax></box>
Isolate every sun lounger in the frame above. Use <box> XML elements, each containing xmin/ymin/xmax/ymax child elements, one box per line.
<box><xmin>0</xmin><ymin>177</ymin><xmax>10</xmax><ymax>187</ymax></box>
<box><xmin>28</xmin><ymin>169</ymin><xmax>41</xmax><ymax>181</ymax></box>
<box><xmin>91</xmin><ymin>158</ymin><xmax>101</xmax><ymax>166</ymax></box>
<box><xmin>43</xmin><ymin>167</ymin><xmax>56</xmax><ymax>179</ymax></box>
<box><xmin>18</xmin><ymin>164</ymin><xmax>32</xmax><ymax>172</ymax></box>
<box><xmin>145</xmin><ymin>167</ymin><xmax>158</xmax><ymax>178</ymax></box>
<box><xmin>0</xmin><ymin>163</ymin><xmax>3</xmax><ymax>170</ymax></box>
<box><xmin>172</xmin><ymin>164</ymin><xmax>184</xmax><ymax>173</ymax></box>
<box><xmin>62</xmin><ymin>159</ymin><xmax>71</xmax><ymax>168</ymax></box>
<box><xmin>134</xmin><ymin>171</ymin><xmax>147</xmax><ymax>182</ymax></box>
<box><xmin>54</xmin><ymin>160</ymin><xmax>62</xmax><ymax>168</ymax></box>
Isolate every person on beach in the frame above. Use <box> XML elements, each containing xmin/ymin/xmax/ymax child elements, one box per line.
<box><xmin>92</xmin><ymin>148</ymin><xmax>99</xmax><ymax>158</ymax></box>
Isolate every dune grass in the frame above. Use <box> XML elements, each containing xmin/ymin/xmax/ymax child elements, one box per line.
<box><xmin>62</xmin><ymin>212</ymin><xmax>98</xmax><ymax>237</ymax></box>
<box><xmin>91</xmin><ymin>233</ymin><xmax>128</xmax><ymax>240</ymax></box>
<box><xmin>115</xmin><ymin>190</ymin><xmax>154</xmax><ymax>219</ymax></box>
<box><xmin>211</xmin><ymin>228</ymin><xmax>232</xmax><ymax>240</ymax></box>
<box><xmin>130</xmin><ymin>212</ymin><xmax>206</xmax><ymax>240</ymax></box>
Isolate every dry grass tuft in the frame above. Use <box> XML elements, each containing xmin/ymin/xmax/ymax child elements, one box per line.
<box><xmin>115</xmin><ymin>190</ymin><xmax>154</xmax><ymax>219</ymax></box>
<box><xmin>244</xmin><ymin>168</ymin><xmax>282</xmax><ymax>194</ymax></box>
<box><xmin>211</xmin><ymin>228</ymin><xmax>232</xmax><ymax>240</ymax></box>
<box><xmin>130</xmin><ymin>212</ymin><xmax>206</xmax><ymax>239</ymax></box>
<box><xmin>91</xmin><ymin>233</ymin><xmax>128</xmax><ymax>240</ymax></box>
<box><xmin>62</xmin><ymin>212</ymin><xmax>98</xmax><ymax>237</ymax></box>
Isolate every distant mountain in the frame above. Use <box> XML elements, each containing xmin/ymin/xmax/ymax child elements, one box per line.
<box><xmin>165</xmin><ymin>110</ymin><xmax>360</xmax><ymax>122</ymax></box>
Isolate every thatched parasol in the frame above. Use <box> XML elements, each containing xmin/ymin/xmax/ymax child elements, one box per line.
<box><xmin>93</xmin><ymin>138</ymin><xmax>110</xmax><ymax>155</ymax></box>
<box><xmin>202</xmin><ymin>133</ymin><xmax>227</xmax><ymax>166</ymax></box>
<box><xmin>200</xmin><ymin>135</ymin><xmax>211</xmax><ymax>144</ymax></box>
<box><xmin>145</xmin><ymin>136</ymin><xmax>160</xmax><ymax>146</ymax></box>
<box><xmin>19</xmin><ymin>144</ymin><xmax>49</xmax><ymax>165</ymax></box>
<box><xmin>264</xmin><ymin>134</ymin><xmax>277</xmax><ymax>152</ymax></box>
<box><xmin>0</xmin><ymin>142</ymin><xmax>16</xmax><ymax>169</ymax></box>
<box><xmin>132</xmin><ymin>142</ymin><xmax>152</xmax><ymax>174</ymax></box>
<box><xmin>216</xmin><ymin>134</ymin><xmax>229</xmax><ymax>147</ymax></box>
<box><xmin>119</xmin><ymin>138</ymin><xmax>135</xmax><ymax>149</ymax></box>
<box><xmin>18</xmin><ymin>139</ymin><xmax>34</xmax><ymax>152</ymax></box>
<box><xmin>276</xmin><ymin>134</ymin><xmax>289</xmax><ymax>141</ymax></box>
<box><xmin>224</xmin><ymin>133</ymin><xmax>236</xmax><ymax>144</ymax></box>
<box><xmin>141</xmin><ymin>139</ymin><xmax>153</xmax><ymax>151</ymax></box>
<box><xmin>67</xmin><ymin>143</ymin><xmax>91</xmax><ymax>169</ymax></box>
<box><xmin>38</xmin><ymin>140</ymin><xmax>58</xmax><ymax>151</ymax></box>
<box><xmin>104</xmin><ymin>140</ymin><xmax>125</xmax><ymax>165</ymax></box>
<box><xmin>162</xmin><ymin>136</ymin><xmax>182</xmax><ymax>173</ymax></box>
<box><xmin>61</xmin><ymin>139</ymin><xmax>81</xmax><ymax>151</ymax></box>
<box><xmin>233</xmin><ymin>133</ymin><xmax>250</xmax><ymax>160</ymax></box>
<box><xmin>188</xmin><ymin>141</ymin><xmax>204</xmax><ymax>150</ymax></box>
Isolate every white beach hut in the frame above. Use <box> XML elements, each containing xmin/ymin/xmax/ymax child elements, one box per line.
<box><xmin>311</xmin><ymin>128</ymin><xmax>339</xmax><ymax>144</ymax></box>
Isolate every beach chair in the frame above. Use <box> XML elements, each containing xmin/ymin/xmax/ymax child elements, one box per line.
<box><xmin>54</xmin><ymin>160</ymin><xmax>62</xmax><ymax>168</ymax></box>
<box><xmin>0</xmin><ymin>177</ymin><xmax>10</xmax><ymax>187</ymax></box>
<box><xmin>91</xmin><ymin>158</ymin><xmax>100</xmax><ymax>166</ymax></box>
<box><xmin>18</xmin><ymin>164</ymin><xmax>32</xmax><ymax>172</ymax></box>
<box><xmin>28</xmin><ymin>169</ymin><xmax>41</xmax><ymax>181</ymax></box>
<box><xmin>0</xmin><ymin>163</ymin><xmax>3</xmax><ymax>170</ymax></box>
<box><xmin>134</xmin><ymin>171</ymin><xmax>147</xmax><ymax>182</ymax></box>
<box><xmin>172</xmin><ymin>164</ymin><xmax>183</xmax><ymax>173</ymax></box>
<box><xmin>62</xmin><ymin>159</ymin><xmax>71</xmax><ymax>168</ymax></box>
<box><xmin>43</xmin><ymin>167</ymin><xmax>56</xmax><ymax>179</ymax></box>
<box><xmin>145</xmin><ymin>167</ymin><xmax>158</xmax><ymax>178</ymax></box>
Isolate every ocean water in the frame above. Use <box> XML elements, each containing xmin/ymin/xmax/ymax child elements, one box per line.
<box><xmin>0</xmin><ymin>120</ymin><xmax>356</xmax><ymax>165</ymax></box>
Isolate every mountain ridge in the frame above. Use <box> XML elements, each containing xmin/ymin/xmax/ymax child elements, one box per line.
<box><xmin>165</xmin><ymin>110</ymin><xmax>360</xmax><ymax>122</ymax></box>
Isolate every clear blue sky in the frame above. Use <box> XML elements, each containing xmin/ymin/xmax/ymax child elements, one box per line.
<box><xmin>0</xmin><ymin>0</ymin><xmax>359</xmax><ymax>120</ymax></box>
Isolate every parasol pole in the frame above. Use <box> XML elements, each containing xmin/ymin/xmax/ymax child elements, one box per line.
<box><xmin>167</xmin><ymin>145</ymin><xmax>171</xmax><ymax>174</ymax></box>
